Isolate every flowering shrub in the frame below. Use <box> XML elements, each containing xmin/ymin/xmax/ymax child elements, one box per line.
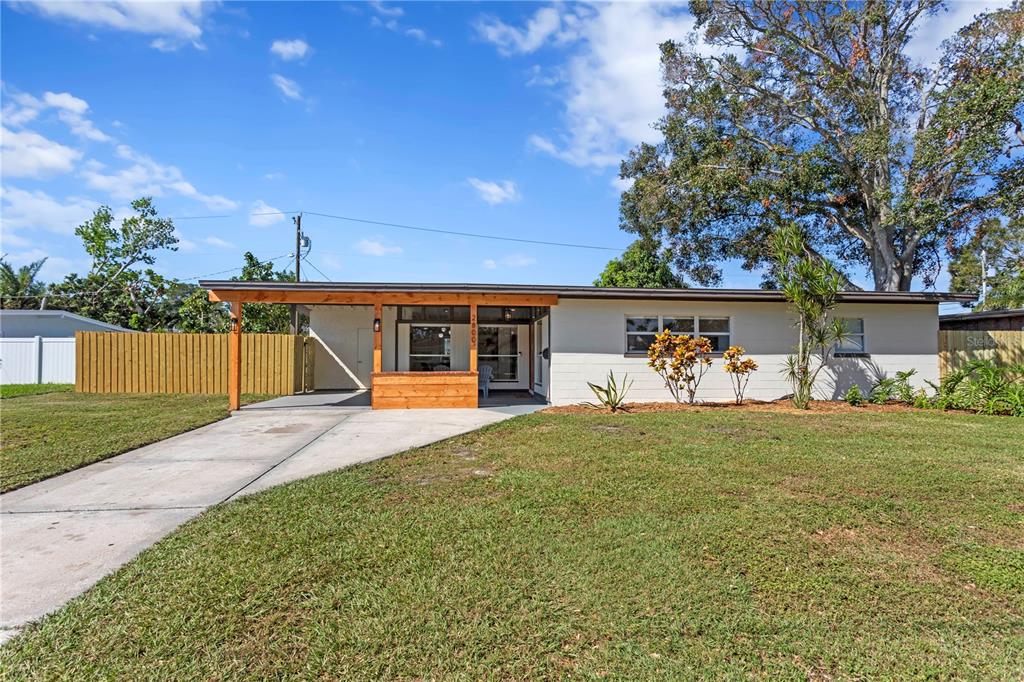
<box><xmin>722</xmin><ymin>346</ymin><xmax>758</xmax><ymax>404</ymax></box>
<box><xmin>647</xmin><ymin>329</ymin><xmax>714</xmax><ymax>404</ymax></box>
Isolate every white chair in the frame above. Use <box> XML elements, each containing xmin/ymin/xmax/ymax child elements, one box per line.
<box><xmin>478</xmin><ymin>364</ymin><xmax>494</xmax><ymax>398</ymax></box>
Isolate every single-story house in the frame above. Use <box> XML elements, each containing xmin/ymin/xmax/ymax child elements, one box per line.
<box><xmin>0</xmin><ymin>310</ymin><xmax>132</xmax><ymax>385</ymax></box>
<box><xmin>201</xmin><ymin>281</ymin><xmax>972</xmax><ymax>410</ymax></box>
<box><xmin>939</xmin><ymin>308</ymin><xmax>1024</xmax><ymax>332</ymax></box>
<box><xmin>0</xmin><ymin>309</ymin><xmax>131</xmax><ymax>337</ymax></box>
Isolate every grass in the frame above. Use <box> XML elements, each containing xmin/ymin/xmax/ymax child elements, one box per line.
<box><xmin>0</xmin><ymin>392</ymin><xmax>271</xmax><ymax>492</ymax></box>
<box><xmin>0</xmin><ymin>383</ymin><xmax>72</xmax><ymax>399</ymax></box>
<box><xmin>2</xmin><ymin>409</ymin><xmax>1023</xmax><ymax>679</ymax></box>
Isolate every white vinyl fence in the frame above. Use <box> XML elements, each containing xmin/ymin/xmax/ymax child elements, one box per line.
<box><xmin>0</xmin><ymin>337</ymin><xmax>77</xmax><ymax>384</ymax></box>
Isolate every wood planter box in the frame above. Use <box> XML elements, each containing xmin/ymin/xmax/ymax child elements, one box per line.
<box><xmin>371</xmin><ymin>371</ymin><xmax>478</xmax><ymax>409</ymax></box>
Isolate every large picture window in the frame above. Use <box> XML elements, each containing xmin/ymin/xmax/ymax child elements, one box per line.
<box><xmin>625</xmin><ymin>315</ymin><xmax>731</xmax><ymax>353</ymax></box>
<box><xmin>409</xmin><ymin>325</ymin><xmax>451</xmax><ymax>371</ymax></box>
<box><xmin>478</xmin><ymin>325</ymin><xmax>518</xmax><ymax>381</ymax></box>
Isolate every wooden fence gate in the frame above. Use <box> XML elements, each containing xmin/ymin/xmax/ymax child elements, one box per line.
<box><xmin>75</xmin><ymin>332</ymin><xmax>313</xmax><ymax>395</ymax></box>
<box><xmin>938</xmin><ymin>330</ymin><xmax>1024</xmax><ymax>377</ymax></box>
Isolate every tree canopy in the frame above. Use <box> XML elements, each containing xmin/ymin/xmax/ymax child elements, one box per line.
<box><xmin>948</xmin><ymin>218</ymin><xmax>1024</xmax><ymax>310</ymax></box>
<box><xmin>620</xmin><ymin>0</ymin><xmax>1024</xmax><ymax>292</ymax></box>
<box><xmin>0</xmin><ymin>257</ymin><xmax>48</xmax><ymax>309</ymax></box>
<box><xmin>594</xmin><ymin>240</ymin><xmax>687</xmax><ymax>288</ymax></box>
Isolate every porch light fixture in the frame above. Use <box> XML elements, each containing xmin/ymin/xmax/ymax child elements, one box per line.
<box><xmin>373</xmin><ymin>318</ymin><xmax>381</xmax><ymax>332</ymax></box>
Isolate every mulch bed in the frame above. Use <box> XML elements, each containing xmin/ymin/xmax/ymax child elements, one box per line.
<box><xmin>543</xmin><ymin>399</ymin><xmax>929</xmax><ymax>416</ymax></box>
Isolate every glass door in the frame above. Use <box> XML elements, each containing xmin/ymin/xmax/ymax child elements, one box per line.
<box><xmin>478</xmin><ymin>325</ymin><xmax>518</xmax><ymax>382</ymax></box>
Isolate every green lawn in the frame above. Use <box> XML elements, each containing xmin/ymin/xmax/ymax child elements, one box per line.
<box><xmin>2</xmin><ymin>410</ymin><xmax>1022</xmax><ymax>679</ymax></box>
<box><xmin>0</xmin><ymin>383</ymin><xmax>73</xmax><ymax>399</ymax></box>
<box><xmin>0</xmin><ymin>392</ymin><xmax>268</xmax><ymax>493</ymax></box>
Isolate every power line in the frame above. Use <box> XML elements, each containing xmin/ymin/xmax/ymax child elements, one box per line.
<box><xmin>303</xmin><ymin>211</ymin><xmax>623</xmax><ymax>252</ymax></box>
<box><xmin>177</xmin><ymin>252</ymin><xmax>293</xmax><ymax>282</ymax></box>
<box><xmin>301</xmin><ymin>254</ymin><xmax>330</xmax><ymax>281</ymax></box>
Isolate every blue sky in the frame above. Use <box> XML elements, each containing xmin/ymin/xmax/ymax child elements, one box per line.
<box><xmin>0</xmin><ymin>1</ymin><xmax>998</xmax><ymax>303</ymax></box>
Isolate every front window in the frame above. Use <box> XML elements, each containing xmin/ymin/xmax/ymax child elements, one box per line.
<box><xmin>478</xmin><ymin>325</ymin><xmax>518</xmax><ymax>381</ymax></box>
<box><xmin>409</xmin><ymin>325</ymin><xmax>451</xmax><ymax>371</ymax></box>
<box><xmin>836</xmin><ymin>318</ymin><xmax>866</xmax><ymax>353</ymax></box>
<box><xmin>626</xmin><ymin>316</ymin><xmax>660</xmax><ymax>352</ymax></box>
<box><xmin>625</xmin><ymin>315</ymin><xmax>731</xmax><ymax>352</ymax></box>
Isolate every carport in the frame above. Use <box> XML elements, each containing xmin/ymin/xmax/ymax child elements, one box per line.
<box><xmin>202</xmin><ymin>281</ymin><xmax>557</xmax><ymax>411</ymax></box>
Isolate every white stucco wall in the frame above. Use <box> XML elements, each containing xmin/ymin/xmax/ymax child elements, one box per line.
<box><xmin>548</xmin><ymin>299</ymin><xmax>939</xmax><ymax>406</ymax></box>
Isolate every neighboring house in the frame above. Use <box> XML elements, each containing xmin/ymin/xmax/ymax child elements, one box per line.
<box><xmin>0</xmin><ymin>310</ymin><xmax>132</xmax><ymax>385</ymax></box>
<box><xmin>202</xmin><ymin>281</ymin><xmax>972</xmax><ymax>409</ymax></box>
<box><xmin>939</xmin><ymin>308</ymin><xmax>1024</xmax><ymax>332</ymax></box>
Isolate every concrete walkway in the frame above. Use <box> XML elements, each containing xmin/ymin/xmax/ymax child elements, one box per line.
<box><xmin>0</xmin><ymin>403</ymin><xmax>541</xmax><ymax>643</ymax></box>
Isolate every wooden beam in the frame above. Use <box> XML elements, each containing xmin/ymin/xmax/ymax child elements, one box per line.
<box><xmin>469</xmin><ymin>303</ymin><xmax>478</xmax><ymax>373</ymax></box>
<box><xmin>372</xmin><ymin>301</ymin><xmax>382</xmax><ymax>374</ymax></box>
<box><xmin>207</xmin><ymin>289</ymin><xmax>557</xmax><ymax>307</ymax></box>
<box><xmin>228</xmin><ymin>301</ymin><xmax>242</xmax><ymax>412</ymax></box>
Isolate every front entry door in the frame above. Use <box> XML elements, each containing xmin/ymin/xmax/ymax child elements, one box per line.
<box><xmin>478</xmin><ymin>325</ymin><xmax>520</xmax><ymax>385</ymax></box>
<box><xmin>356</xmin><ymin>327</ymin><xmax>373</xmax><ymax>387</ymax></box>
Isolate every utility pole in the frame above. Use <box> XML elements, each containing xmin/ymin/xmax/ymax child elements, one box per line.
<box><xmin>292</xmin><ymin>212</ymin><xmax>302</xmax><ymax>334</ymax></box>
<box><xmin>980</xmin><ymin>248</ymin><xmax>988</xmax><ymax>309</ymax></box>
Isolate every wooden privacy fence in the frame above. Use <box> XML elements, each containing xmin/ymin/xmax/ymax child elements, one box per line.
<box><xmin>76</xmin><ymin>332</ymin><xmax>313</xmax><ymax>395</ymax></box>
<box><xmin>938</xmin><ymin>330</ymin><xmax>1024</xmax><ymax>377</ymax></box>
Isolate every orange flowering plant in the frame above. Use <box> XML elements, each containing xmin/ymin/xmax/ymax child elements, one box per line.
<box><xmin>722</xmin><ymin>345</ymin><xmax>758</xmax><ymax>404</ymax></box>
<box><xmin>647</xmin><ymin>329</ymin><xmax>714</xmax><ymax>404</ymax></box>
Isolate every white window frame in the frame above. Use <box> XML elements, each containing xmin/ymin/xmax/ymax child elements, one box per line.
<box><xmin>835</xmin><ymin>317</ymin><xmax>867</xmax><ymax>354</ymax></box>
<box><xmin>624</xmin><ymin>315</ymin><xmax>732</xmax><ymax>354</ymax></box>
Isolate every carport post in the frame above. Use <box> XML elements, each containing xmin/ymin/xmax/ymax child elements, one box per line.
<box><xmin>373</xmin><ymin>301</ymin><xmax>382</xmax><ymax>373</ymax></box>
<box><xmin>229</xmin><ymin>300</ymin><xmax>242</xmax><ymax>412</ymax></box>
<box><xmin>469</xmin><ymin>303</ymin><xmax>478</xmax><ymax>373</ymax></box>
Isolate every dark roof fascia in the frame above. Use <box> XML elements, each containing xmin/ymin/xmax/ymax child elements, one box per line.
<box><xmin>939</xmin><ymin>307</ymin><xmax>1024</xmax><ymax>322</ymax></box>
<box><xmin>200</xmin><ymin>280</ymin><xmax>976</xmax><ymax>304</ymax></box>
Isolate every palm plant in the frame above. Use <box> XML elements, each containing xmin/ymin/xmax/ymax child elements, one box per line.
<box><xmin>0</xmin><ymin>258</ymin><xmax>47</xmax><ymax>309</ymax></box>
<box><xmin>772</xmin><ymin>225</ymin><xmax>848</xmax><ymax>409</ymax></box>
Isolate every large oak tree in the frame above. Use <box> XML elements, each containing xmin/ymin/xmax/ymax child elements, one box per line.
<box><xmin>620</xmin><ymin>0</ymin><xmax>1024</xmax><ymax>291</ymax></box>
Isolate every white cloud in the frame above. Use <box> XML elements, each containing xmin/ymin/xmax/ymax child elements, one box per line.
<box><xmin>2</xmin><ymin>247</ymin><xmax>78</xmax><ymax>281</ymax></box>
<box><xmin>270</xmin><ymin>39</ymin><xmax>311</xmax><ymax>61</ymax></box>
<box><xmin>203</xmin><ymin>236</ymin><xmax>235</xmax><ymax>249</ymax></box>
<box><xmin>57</xmin><ymin>109</ymin><xmax>112</xmax><ymax>142</ymax></box>
<box><xmin>467</xmin><ymin>177</ymin><xmax>521</xmax><ymax>205</ymax></box>
<box><xmin>0</xmin><ymin>185</ymin><xmax>96</xmax><ymax>236</ymax></box>
<box><xmin>481</xmin><ymin>4</ymin><xmax>700</xmax><ymax>168</ymax></box>
<box><xmin>42</xmin><ymin>91</ymin><xmax>88</xmax><ymax>114</ymax></box>
<box><xmin>16</xmin><ymin>1</ymin><xmax>209</xmax><ymax>50</ymax></box>
<box><xmin>355</xmin><ymin>238</ymin><xmax>402</xmax><ymax>256</ymax></box>
<box><xmin>81</xmin><ymin>144</ymin><xmax>237</xmax><ymax>211</ymax></box>
<box><xmin>270</xmin><ymin>74</ymin><xmax>303</xmax><ymax>101</ymax></box>
<box><xmin>322</xmin><ymin>254</ymin><xmax>343</xmax><ymax>271</ymax></box>
<box><xmin>368</xmin><ymin>1</ymin><xmax>404</xmax><ymax>17</ymax></box>
<box><xmin>249</xmin><ymin>200</ymin><xmax>286</xmax><ymax>227</ymax></box>
<box><xmin>905</xmin><ymin>0</ymin><xmax>1012</xmax><ymax>66</ymax></box>
<box><xmin>482</xmin><ymin>254</ymin><xmax>537</xmax><ymax>269</ymax></box>
<box><xmin>372</xmin><ymin>14</ymin><xmax>444</xmax><ymax>47</ymax></box>
<box><xmin>1</xmin><ymin>126</ymin><xmax>82</xmax><ymax>177</ymax></box>
<box><xmin>474</xmin><ymin>6</ymin><xmax>586</xmax><ymax>56</ymax></box>
<box><xmin>4</xmin><ymin>90</ymin><xmax>111</xmax><ymax>142</ymax></box>
<box><xmin>263</xmin><ymin>172</ymin><xmax>285</xmax><ymax>181</ymax></box>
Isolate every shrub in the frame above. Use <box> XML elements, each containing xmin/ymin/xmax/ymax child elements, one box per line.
<box><xmin>647</xmin><ymin>330</ymin><xmax>714</xmax><ymax>404</ymax></box>
<box><xmin>928</xmin><ymin>360</ymin><xmax>1024</xmax><ymax>416</ymax></box>
<box><xmin>722</xmin><ymin>346</ymin><xmax>758</xmax><ymax>404</ymax></box>
<box><xmin>844</xmin><ymin>384</ymin><xmax>865</xmax><ymax>406</ymax></box>
<box><xmin>870</xmin><ymin>369</ymin><xmax>918</xmax><ymax>405</ymax></box>
<box><xmin>586</xmin><ymin>371</ymin><xmax>633</xmax><ymax>412</ymax></box>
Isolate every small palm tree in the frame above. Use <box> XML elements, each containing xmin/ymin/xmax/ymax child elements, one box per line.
<box><xmin>0</xmin><ymin>257</ymin><xmax>48</xmax><ymax>309</ymax></box>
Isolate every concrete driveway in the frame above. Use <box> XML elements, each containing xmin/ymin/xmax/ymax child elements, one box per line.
<box><xmin>0</xmin><ymin>402</ymin><xmax>541</xmax><ymax>643</ymax></box>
